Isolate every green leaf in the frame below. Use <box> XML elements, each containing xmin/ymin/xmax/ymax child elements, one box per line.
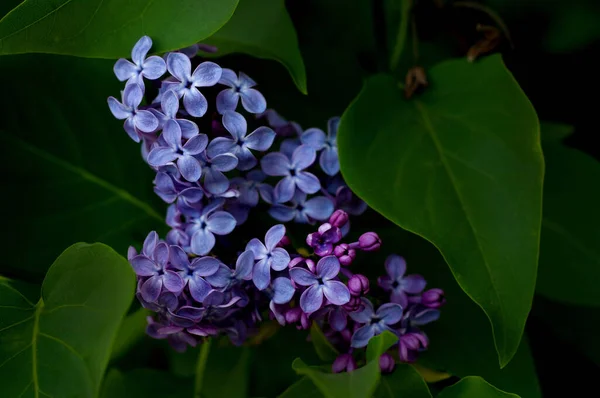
<box><xmin>204</xmin><ymin>0</ymin><xmax>306</xmax><ymax>94</ymax></box>
<box><xmin>437</xmin><ymin>377</ymin><xmax>520</xmax><ymax>398</ymax></box>
<box><xmin>0</xmin><ymin>55</ymin><xmax>164</xmax><ymax>280</ymax></box>
<box><xmin>310</xmin><ymin>323</ymin><xmax>339</xmax><ymax>362</ymax></box>
<box><xmin>195</xmin><ymin>340</ymin><xmax>252</xmax><ymax>398</ymax></box>
<box><xmin>101</xmin><ymin>368</ymin><xmax>193</xmax><ymax>398</ymax></box>
<box><xmin>278</xmin><ymin>377</ymin><xmax>323</xmax><ymax>398</ymax></box>
<box><xmin>338</xmin><ymin>55</ymin><xmax>543</xmax><ymax>366</ymax></box>
<box><xmin>110</xmin><ymin>307</ymin><xmax>150</xmax><ymax>361</ymax></box>
<box><xmin>0</xmin><ymin>0</ymin><xmax>239</xmax><ymax>57</ymax></box>
<box><xmin>536</xmin><ymin>123</ymin><xmax>600</xmax><ymax>306</ymax></box>
<box><xmin>292</xmin><ymin>358</ymin><xmax>381</xmax><ymax>398</ymax></box>
<box><xmin>0</xmin><ymin>243</ymin><xmax>135</xmax><ymax>397</ymax></box>
<box><xmin>375</xmin><ymin>364</ymin><xmax>432</xmax><ymax>398</ymax></box>
<box><xmin>366</xmin><ymin>331</ymin><xmax>398</xmax><ymax>363</ymax></box>
<box><xmin>374</xmin><ymin>227</ymin><xmax>541</xmax><ymax>398</ymax></box>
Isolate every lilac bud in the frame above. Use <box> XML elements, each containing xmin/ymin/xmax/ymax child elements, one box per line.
<box><xmin>421</xmin><ymin>288</ymin><xmax>446</xmax><ymax>308</ymax></box>
<box><xmin>357</xmin><ymin>232</ymin><xmax>381</xmax><ymax>251</ymax></box>
<box><xmin>399</xmin><ymin>332</ymin><xmax>429</xmax><ymax>363</ymax></box>
<box><xmin>289</xmin><ymin>257</ymin><xmax>316</xmax><ymax>273</ymax></box>
<box><xmin>332</xmin><ymin>353</ymin><xmax>357</xmax><ymax>373</ymax></box>
<box><xmin>277</xmin><ymin>235</ymin><xmax>291</xmax><ymax>247</ymax></box>
<box><xmin>379</xmin><ymin>353</ymin><xmax>396</xmax><ymax>374</ymax></box>
<box><xmin>329</xmin><ymin>209</ymin><xmax>349</xmax><ymax>228</ymax></box>
<box><xmin>284</xmin><ymin>307</ymin><xmax>302</xmax><ymax>324</ymax></box>
<box><xmin>347</xmin><ymin>274</ymin><xmax>370</xmax><ymax>296</ymax></box>
<box><xmin>340</xmin><ymin>328</ymin><xmax>352</xmax><ymax>342</ymax></box>
<box><xmin>342</xmin><ymin>296</ymin><xmax>362</xmax><ymax>312</ymax></box>
<box><xmin>334</xmin><ymin>243</ymin><xmax>356</xmax><ymax>266</ymax></box>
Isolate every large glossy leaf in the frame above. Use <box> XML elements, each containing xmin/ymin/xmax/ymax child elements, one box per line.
<box><xmin>195</xmin><ymin>340</ymin><xmax>251</xmax><ymax>398</ymax></box>
<box><xmin>204</xmin><ymin>0</ymin><xmax>306</xmax><ymax>93</ymax></box>
<box><xmin>0</xmin><ymin>243</ymin><xmax>135</xmax><ymax>397</ymax></box>
<box><xmin>101</xmin><ymin>368</ymin><xmax>193</xmax><ymax>398</ymax></box>
<box><xmin>372</xmin><ymin>226</ymin><xmax>541</xmax><ymax>398</ymax></box>
<box><xmin>536</xmin><ymin>123</ymin><xmax>600</xmax><ymax>305</ymax></box>
<box><xmin>338</xmin><ymin>55</ymin><xmax>543</xmax><ymax>366</ymax></box>
<box><xmin>0</xmin><ymin>55</ymin><xmax>164</xmax><ymax>280</ymax></box>
<box><xmin>310</xmin><ymin>323</ymin><xmax>339</xmax><ymax>362</ymax></box>
<box><xmin>375</xmin><ymin>365</ymin><xmax>432</xmax><ymax>398</ymax></box>
<box><xmin>279</xmin><ymin>377</ymin><xmax>323</xmax><ymax>398</ymax></box>
<box><xmin>366</xmin><ymin>330</ymin><xmax>398</xmax><ymax>363</ymax></box>
<box><xmin>110</xmin><ymin>307</ymin><xmax>150</xmax><ymax>360</ymax></box>
<box><xmin>0</xmin><ymin>0</ymin><xmax>238</xmax><ymax>57</ymax></box>
<box><xmin>437</xmin><ymin>377</ymin><xmax>520</xmax><ymax>398</ymax></box>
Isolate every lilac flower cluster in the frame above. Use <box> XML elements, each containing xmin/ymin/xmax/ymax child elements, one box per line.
<box><xmin>109</xmin><ymin>37</ymin><xmax>444</xmax><ymax>372</ymax></box>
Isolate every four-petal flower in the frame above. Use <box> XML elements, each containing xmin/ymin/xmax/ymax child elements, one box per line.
<box><xmin>131</xmin><ymin>242</ymin><xmax>184</xmax><ymax>302</ymax></box>
<box><xmin>301</xmin><ymin>117</ymin><xmax>340</xmax><ymax>176</ymax></box>
<box><xmin>378</xmin><ymin>255</ymin><xmax>426</xmax><ymax>307</ymax></box>
<box><xmin>217</xmin><ymin>69</ymin><xmax>267</xmax><ymax>114</ymax></box>
<box><xmin>246</xmin><ymin>224</ymin><xmax>291</xmax><ymax>290</ymax></box>
<box><xmin>349</xmin><ymin>298</ymin><xmax>403</xmax><ymax>348</ymax></box>
<box><xmin>170</xmin><ymin>245</ymin><xmax>220</xmax><ymax>302</ymax></box>
<box><xmin>108</xmin><ymin>83</ymin><xmax>158</xmax><ymax>142</ymax></box>
<box><xmin>184</xmin><ymin>200</ymin><xmax>237</xmax><ymax>255</ymax></box>
<box><xmin>113</xmin><ymin>36</ymin><xmax>166</xmax><ymax>86</ymax></box>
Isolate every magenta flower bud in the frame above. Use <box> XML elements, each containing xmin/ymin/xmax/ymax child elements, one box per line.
<box><xmin>347</xmin><ymin>274</ymin><xmax>370</xmax><ymax>296</ymax></box>
<box><xmin>332</xmin><ymin>353</ymin><xmax>357</xmax><ymax>373</ymax></box>
<box><xmin>379</xmin><ymin>353</ymin><xmax>396</xmax><ymax>374</ymax></box>
<box><xmin>421</xmin><ymin>288</ymin><xmax>446</xmax><ymax>308</ymax></box>
<box><xmin>329</xmin><ymin>209</ymin><xmax>349</xmax><ymax>228</ymax></box>
<box><xmin>288</xmin><ymin>257</ymin><xmax>316</xmax><ymax>273</ymax></box>
<box><xmin>399</xmin><ymin>332</ymin><xmax>429</xmax><ymax>363</ymax></box>
<box><xmin>357</xmin><ymin>232</ymin><xmax>381</xmax><ymax>251</ymax></box>
<box><xmin>285</xmin><ymin>307</ymin><xmax>302</xmax><ymax>324</ymax></box>
<box><xmin>334</xmin><ymin>243</ymin><xmax>356</xmax><ymax>266</ymax></box>
<box><xmin>342</xmin><ymin>296</ymin><xmax>362</xmax><ymax>312</ymax></box>
<box><xmin>340</xmin><ymin>328</ymin><xmax>352</xmax><ymax>342</ymax></box>
<box><xmin>277</xmin><ymin>235</ymin><xmax>291</xmax><ymax>247</ymax></box>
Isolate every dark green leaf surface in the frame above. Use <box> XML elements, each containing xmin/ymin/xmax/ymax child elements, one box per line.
<box><xmin>205</xmin><ymin>0</ymin><xmax>306</xmax><ymax>93</ymax></box>
<box><xmin>310</xmin><ymin>323</ymin><xmax>339</xmax><ymax>362</ymax></box>
<box><xmin>437</xmin><ymin>377</ymin><xmax>520</xmax><ymax>398</ymax></box>
<box><xmin>375</xmin><ymin>227</ymin><xmax>541</xmax><ymax>398</ymax></box>
<box><xmin>279</xmin><ymin>376</ymin><xmax>323</xmax><ymax>398</ymax></box>
<box><xmin>365</xmin><ymin>330</ymin><xmax>398</xmax><ymax>363</ymax></box>
<box><xmin>110</xmin><ymin>307</ymin><xmax>150</xmax><ymax>361</ymax></box>
<box><xmin>0</xmin><ymin>55</ymin><xmax>164</xmax><ymax>280</ymax></box>
<box><xmin>374</xmin><ymin>365</ymin><xmax>432</xmax><ymax>398</ymax></box>
<box><xmin>537</xmin><ymin>123</ymin><xmax>600</xmax><ymax>305</ymax></box>
<box><xmin>0</xmin><ymin>243</ymin><xmax>135</xmax><ymax>398</ymax></box>
<box><xmin>0</xmin><ymin>0</ymin><xmax>238</xmax><ymax>57</ymax></box>
<box><xmin>101</xmin><ymin>368</ymin><xmax>193</xmax><ymax>398</ymax></box>
<box><xmin>195</xmin><ymin>340</ymin><xmax>251</xmax><ymax>398</ymax></box>
<box><xmin>338</xmin><ymin>55</ymin><xmax>543</xmax><ymax>366</ymax></box>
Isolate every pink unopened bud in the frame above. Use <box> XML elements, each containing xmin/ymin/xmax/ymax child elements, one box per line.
<box><xmin>334</xmin><ymin>243</ymin><xmax>356</xmax><ymax>266</ymax></box>
<box><xmin>379</xmin><ymin>353</ymin><xmax>396</xmax><ymax>374</ymax></box>
<box><xmin>329</xmin><ymin>209</ymin><xmax>349</xmax><ymax>228</ymax></box>
<box><xmin>342</xmin><ymin>296</ymin><xmax>362</xmax><ymax>312</ymax></box>
<box><xmin>421</xmin><ymin>288</ymin><xmax>446</xmax><ymax>308</ymax></box>
<box><xmin>284</xmin><ymin>307</ymin><xmax>302</xmax><ymax>324</ymax></box>
<box><xmin>347</xmin><ymin>274</ymin><xmax>370</xmax><ymax>296</ymax></box>
<box><xmin>332</xmin><ymin>353</ymin><xmax>357</xmax><ymax>373</ymax></box>
<box><xmin>277</xmin><ymin>235</ymin><xmax>291</xmax><ymax>247</ymax></box>
<box><xmin>357</xmin><ymin>232</ymin><xmax>381</xmax><ymax>251</ymax></box>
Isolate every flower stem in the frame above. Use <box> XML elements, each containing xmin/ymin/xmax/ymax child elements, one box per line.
<box><xmin>389</xmin><ymin>0</ymin><xmax>413</xmax><ymax>71</ymax></box>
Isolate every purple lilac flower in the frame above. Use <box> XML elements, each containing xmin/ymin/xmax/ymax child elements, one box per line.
<box><xmin>153</xmin><ymin>172</ymin><xmax>204</xmax><ymax>204</ymax></box>
<box><xmin>246</xmin><ymin>224</ymin><xmax>291</xmax><ymax>290</ymax></box>
<box><xmin>301</xmin><ymin>117</ymin><xmax>340</xmax><ymax>176</ymax></box>
<box><xmin>209</xmin><ymin>111</ymin><xmax>275</xmax><ymax>170</ymax></box>
<box><xmin>206</xmin><ymin>250</ymin><xmax>254</xmax><ymax>288</ymax></box>
<box><xmin>170</xmin><ymin>246</ymin><xmax>220</xmax><ymax>302</ymax></box>
<box><xmin>332</xmin><ymin>353</ymin><xmax>357</xmax><ymax>373</ymax></box>
<box><xmin>166</xmin><ymin>52</ymin><xmax>222</xmax><ymax>117</ymax></box>
<box><xmin>398</xmin><ymin>331</ymin><xmax>428</xmax><ymax>363</ymax></box>
<box><xmin>349</xmin><ymin>298</ymin><xmax>403</xmax><ymax>348</ymax></box>
<box><xmin>334</xmin><ymin>244</ymin><xmax>356</xmax><ymax>266</ymax></box>
<box><xmin>113</xmin><ymin>36</ymin><xmax>166</xmax><ymax>86</ymax></box>
<box><xmin>378</xmin><ymin>255</ymin><xmax>426</xmax><ymax>307</ymax></box>
<box><xmin>347</xmin><ymin>274</ymin><xmax>370</xmax><ymax>296</ymax></box>
<box><xmin>269</xmin><ymin>277</ymin><xmax>295</xmax><ymax>305</ymax></box>
<box><xmin>150</xmin><ymin>90</ymin><xmax>199</xmax><ymax>138</ymax></box>
<box><xmin>148</xmin><ymin>121</ymin><xmax>208</xmax><ymax>181</ymax></box>
<box><xmin>269</xmin><ymin>190</ymin><xmax>334</xmax><ymax>223</ymax></box>
<box><xmin>379</xmin><ymin>353</ymin><xmax>395</xmax><ymax>373</ymax></box>
<box><xmin>329</xmin><ymin>209</ymin><xmax>349</xmax><ymax>228</ymax></box>
<box><xmin>328</xmin><ymin>306</ymin><xmax>349</xmax><ymax>331</ymax></box>
<box><xmin>289</xmin><ymin>256</ymin><xmax>350</xmax><ymax>314</ymax></box>
<box><xmin>131</xmin><ymin>241</ymin><xmax>184</xmax><ymax>302</ymax></box>
<box><xmin>217</xmin><ymin>69</ymin><xmax>267</xmax><ymax>114</ymax></box>
<box><xmin>108</xmin><ymin>83</ymin><xmax>159</xmax><ymax>142</ymax></box>
<box><xmin>306</xmin><ymin>223</ymin><xmax>342</xmax><ymax>256</ymax></box>
<box><xmin>419</xmin><ymin>288</ymin><xmax>446</xmax><ymax>308</ymax></box>
<box><xmin>147</xmin><ymin>317</ymin><xmax>198</xmax><ymax>353</ymax></box>
<box><xmin>230</xmin><ymin>170</ymin><xmax>272</xmax><ymax>207</ymax></box>
<box><xmin>184</xmin><ymin>200</ymin><xmax>237</xmax><ymax>255</ymax></box>
<box><xmin>261</xmin><ymin>145</ymin><xmax>320</xmax><ymax>203</ymax></box>
<box><xmin>197</xmin><ymin>151</ymin><xmax>238</xmax><ymax>195</ymax></box>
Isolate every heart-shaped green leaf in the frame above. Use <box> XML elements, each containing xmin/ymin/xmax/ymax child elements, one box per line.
<box><xmin>338</xmin><ymin>55</ymin><xmax>543</xmax><ymax>366</ymax></box>
<box><xmin>537</xmin><ymin>123</ymin><xmax>600</xmax><ymax>305</ymax></box>
<box><xmin>204</xmin><ymin>0</ymin><xmax>307</xmax><ymax>93</ymax></box>
<box><xmin>0</xmin><ymin>243</ymin><xmax>135</xmax><ymax>397</ymax></box>
<box><xmin>0</xmin><ymin>0</ymin><xmax>239</xmax><ymax>57</ymax></box>
<box><xmin>437</xmin><ymin>376</ymin><xmax>520</xmax><ymax>398</ymax></box>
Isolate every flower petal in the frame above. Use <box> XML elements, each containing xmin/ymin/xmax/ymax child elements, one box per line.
<box><xmin>148</xmin><ymin>147</ymin><xmax>177</xmax><ymax>167</ymax></box>
<box><xmin>218</xmin><ymin>68</ymin><xmax>238</xmax><ymax>87</ymax></box>
<box><xmin>177</xmin><ymin>155</ymin><xmax>202</xmax><ymax>182</ymax></box>
<box><xmin>234</xmin><ymin>146</ymin><xmax>257</xmax><ymax>171</ymax></box>
<box><xmin>268</xmin><ymin>205</ymin><xmax>296</xmax><ymax>222</ymax></box>
<box><xmin>274</xmin><ymin>177</ymin><xmax>296</xmax><ymax>203</ymax></box>
<box><xmin>350</xmin><ymin>324</ymin><xmax>375</xmax><ymax>348</ymax></box>
<box><xmin>303</xmin><ymin>196</ymin><xmax>334</xmax><ymax>221</ymax></box>
<box><xmin>141</xmin><ymin>275</ymin><xmax>163</xmax><ymax>302</ymax></box>
<box><xmin>211</xmin><ymin>153</ymin><xmax>239</xmax><ymax>172</ymax></box>
<box><xmin>270</xmin><ymin>248</ymin><xmax>290</xmax><ymax>271</ymax></box>
<box><xmin>301</xmin><ymin>128</ymin><xmax>326</xmax><ymax>150</ymax></box>
<box><xmin>163</xmin><ymin>270</ymin><xmax>184</xmax><ymax>293</ymax></box>
<box><xmin>252</xmin><ymin>258</ymin><xmax>271</xmax><ymax>290</ymax></box>
<box><xmin>295</xmin><ymin>171</ymin><xmax>320</xmax><ymax>194</ymax></box>
<box><xmin>291</xmin><ymin>145</ymin><xmax>316</xmax><ymax>170</ymax></box>
<box><xmin>235</xmin><ymin>250</ymin><xmax>255</xmax><ymax>280</ymax></box>
<box><xmin>316</xmin><ymin>256</ymin><xmax>340</xmax><ymax>280</ymax></box>
<box><xmin>245</xmin><ymin>238</ymin><xmax>267</xmax><ymax>259</ymax></box>
<box><xmin>329</xmin><ymin>307</ymin><xmax>347</xmax><ymax>332</ymax></box>
<box><xmin>142</xmin><ymin>55</ymin><xmax>167</xmax><ymax>79</ymax></box>
<box><xmin>191</xmin><ymin>256</ymin><xmax>221</xmax><ymax>276</ymax></box>
<box><xmin>178</xmin><ymin>119</ymin><xmax>199</xmax><ymax>139</ymax></box>
<box><xmin>323</xmin><ymin>280</ymin><xmax>350</xmax><ymax>305</ymax></box>
<box><xmin>385</xmin><ymin>255</ymin><xmax>407</xmax><ymax>279</ymax></box>
<box><xmin>349</xmin><ymin>298</ymin><xmax>375</xmax><ymax>323</ymax></box>
<box><xmin>143</xmin><ymin>231</ymin><xmax>158</xmax><ymax>256</ymax></box>
<box><xmin>167</xmin><ymin>52</ymin><xmax>192</xmax><ymax>82</ymax></box>
<box><xmin>132</xmin><ymin>36</ymin><xmax>152</xmax><ymax>65</ymax></box>
<box><xmin>123</xmin><ymin>82</ymin><xmax>144</xmax><ymax>108</ymax></box>
<box><xmin>244</xmin><ymin>126</ymin><xmax>275</xmax><ymax>151</ymax></box>
<box><xmin>411</xmin><ymin>308</ymin><xmax>440</xmax><ymax>326</ymax></box>
<box><xmin>183</xmin><ymin>87</ymin><xmax>208</xmax><ymax>117</ymax></box>
<box><xmin>131</xmin><ymin>256</ymin><xmax>157</xmax><ymax>276</ymax></box>
<box><xmin>240</xmin><ymin>88</ymin><xmax>267</xmax><ymax>113</ymax></box>
<box><xmin>327</xmin><ymin>117</ymin><xmax>340</xmax><ymax>141</ymax></box>
<box><xmin>377</xmin><ymin>303</ymin><xmax>404</xmax><ymax>325</ymax></box>
<box><xmin>261</xmin><ymin>152</ymin><xmax>291</xmax><ymax>176</ymax></box>
<box><xmin>182</xmin><ymin>134</ymin><xmax>208</xmax><ymax>155</ymax></box>
<box><xmin>190</xmin><ymin>229</ymin><xmax>216</xmax><ymax>255</ymax></box>
<box><xmin>265</xmin><ymin>224</ymin><xmax>286</xmax><ymax>251</ymax></box>
<box><xmin>320</xmin><ymin>147</ymin><xmax>340</xmax><ymax>176</ymax></box>
<box><xmin>160</xmin><ymin>89</ymin><xmax>180</xmax><ymax>118</ymax></box>
<box><xmin>206</xmin><ymin>211</ymin><xmax>236</xmax><ymax>235</ymax></box>
<box><xmin>191</xmin><ymin>61</ymin><xmax>222</xmax><ymax>87</ymax></box>
<box><xmin>188</xmin><ymin>275</ymin><xmax>212</xmax><ymax>302</ymax></box>
<box><xmin>390</xmin><ymin>289</ymin><xmax>408</xmax><ymax>308</ymax></box>
<box><xmin>169</xmin><ymin>245</ymin><xmax>190</xmax><ymax>271</ymax></box>
<box><xmin>402</xmin><ymin>274</ymin><xmax>427</xmax><ymax>294</ymax></box>
<box><xmin>272</xmin><ymin>277</ymin><xmax>295</xmax><ymax>304</ymax></box>
<box><xmin>205</xmin><ymin>265</ymin><xmax>231</xmax><ymax>287</ymax></box>
<box><xmin>222</xmin><ymin>111</ymin><xmax>247</xmax><ymax>140</ymax></box>
<box><xmin>238</xmin><ymin>72</ymin><xmax>256</xmax><ymax>88</ymax></box>
<box><xmin>289</xmin><ymin>267</ymin><xmax>317</xmax><ymax>287</ymax></box>
<box><xmin>107</xmin><ymin>97</ymin><xmax>131</xmax><ymax>120</ymax></box>
<box><xmin>299</xmin><ymin>284</ymin><xmax>324</xmax><ymax>314</ymax></box>
<box><xmin>153</xmin><ymin>242</ymin><xmax>170</xmax><ymax>267</ymax></box>
<box><xmin>113</xmin><ymin>59</ymin><xmax>138</xmax><ymax>82</ymax></box>
<box><xmin>216</xmin><ymin>89</ymin><xmax>239</xmax><ymax>114</ymax></box>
